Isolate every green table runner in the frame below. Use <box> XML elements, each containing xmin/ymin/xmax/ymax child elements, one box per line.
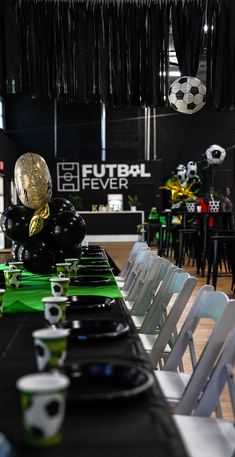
<box><xmin>0</xmin><ymin>264</ymin><xmax>122</xmax><ymax>314</ymax></box>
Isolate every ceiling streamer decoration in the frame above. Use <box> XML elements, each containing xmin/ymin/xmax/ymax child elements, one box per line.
<box><xmin>206</xmin><ymin>0</ymin><xmax>235</xmax><ymax>110</ymax></box>
<box><xmin>9</xmin><ymin>0</ymin><xmax>172</xmax><ymax>106</ymax></box>
<box><xmin>171</xmin><ymin>0</ymin><xmax>205</xmax><ymax>76</ymax></box>
<box><xmin>0</xmin><ymin>0</ymin><xmax>233</xmax><ymax>109</ymax></box>
<box><xmin>1</xmin><ymin>0</ymin><xmax>204</xmax><ymax>107</ymax></box>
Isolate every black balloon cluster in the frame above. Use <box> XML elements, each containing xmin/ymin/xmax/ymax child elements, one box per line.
<box><xmin>0</xmin><ymin>198</ymin><xmax>86</xmax><ymax>274</ymax></box>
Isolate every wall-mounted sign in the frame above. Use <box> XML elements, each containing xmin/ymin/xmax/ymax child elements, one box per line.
<box><xmin>55</xmin><ymin>160</ymin><xmax>163</xmax><ymax>215</ymax></box>
<box><xmin>57</xmin><ymin>162</ymin><xmax>152</xmax><ymax>192</ymax></box>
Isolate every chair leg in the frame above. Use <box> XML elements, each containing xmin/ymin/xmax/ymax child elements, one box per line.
<box><xmin>207</xmin><ymin>241</ymin><xmax>213</xmax><ymax>285</ymax></box>
<box><xmin>212</xmin><ymin>240</ymin><xmax>219</xmax><ymax>290</ymax></box>
<box><xmin>178</xmin><ymin>232</ymin><xmax>184</xmax><ymax>267</ymax></box>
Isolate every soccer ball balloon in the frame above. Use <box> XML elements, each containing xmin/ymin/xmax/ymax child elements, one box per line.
<box><xmin>205</xmin><ymin>144</ymin><xmax>226</xmax><ymax>165</ymax></box>
<box><xmin>168</xmin><ymin>76</ymin><xmax>206</xmax><ymax>114</ymax></box>
<box><xmin>175</xmin><ymin>164</ymin><xmax>187</xmax><ymax>183</ymax></box>
<box><xmin>186</xmin><ymin>161</ymin><xmax>197</xmax><ymax>179</ymax></box>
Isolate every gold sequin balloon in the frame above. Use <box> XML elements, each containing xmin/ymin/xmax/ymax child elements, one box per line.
<box><xmin>14</xmin><ymin>153</ymin><xmax>52</xmax><ymax>210</ymax></box>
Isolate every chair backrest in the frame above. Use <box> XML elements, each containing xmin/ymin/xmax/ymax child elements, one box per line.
<box><xmin>122</xmin><ymin>246</ymin><xmax>151</xmax><ymax>292</ymax></box>
<box><xmin>174</xmin><ymin>296</ymin><xmax>235</xmax><ymax>415</ymax></box>
<box><xmin>194</xmin><ymin>323</ymin><xmax>235</xmax><ymax>419</ymax></box>
<box><xmin>165</xmin><ymin>285</ymin><xmax>229</xmax><ymax>371</ymax></box>
<box><xmin>120</xmin><ymin>241</ymin><xmax>147</xmax><ymax>278</ymax></box>
<box><xmin>130</xmin><ymin>261</ymin><xmax>177</xmax><ymax>316</ymax></box>
<box><xmin>125</xmin><ymin>251</ymin><xmax>157</xmax><ymax>301</ymax></box>
<box><xmin>139</xmin><ymin>269</ymin><xmax>196</xmax><ymax>334</ymax></box>
<box><xmin>149</xmin><ymin>274</ymin><xmax>198</xmax><ymax>367</ymax></box>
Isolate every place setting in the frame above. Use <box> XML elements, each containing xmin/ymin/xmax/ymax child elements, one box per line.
<box><xmin>81</xmin><ymin>246</ymin><xmax>108</xmax><ymax>260</ymax></box>
<box><xmin>75</xmin><ymin>265</ymin><xmax>113</xmax><ymax>275</ymax></box>
<box><xmin>69</xmin><ymin>275</ymin><xmax>115</xmax><ymax>287</ymax></box>
<box><xmin>54</xmin><ymin>257</ymin><xmax>115</xmax><ymax>287</ymax></box>
<box><xmin>81</xmin><ymin>251</ymin><xmax>107</xmax><ymax>259</ymax></box>
<box><xmin>47</xmin><ymin>269</ymin><xmax>120</xmax><ymax>317</ymax></box>
<box><xmin>66</xmin><ymin>295</ymin><xmax>115</xmax><ymax>312</ymax></box>
<box><xmin>78</xmin><ymin>258</ymin><xmax>110</xmax><ymax>266</ymax></box>
<box><xmin>30</xmin><ymin>320</ymin><xmax>154</xmax><ymax>405</ymax></box>
<box><xmin>58</xmin><ymin>359</ymin><xmax>155</xmax><ymax>404</ymax></box>
<box><xmin>42</xmin><ymin>289</ymin><xmax>130</xmax><ymax>345</ymax></box>
<box><xmin>55</xmin><ymin>318</ymin><xmax>130</xmax><ymax>343</ymax></box>
<box><xmin>81</xmin><ymin>245</ymin><xmax>104</xmax><ymax>253</ymax></box>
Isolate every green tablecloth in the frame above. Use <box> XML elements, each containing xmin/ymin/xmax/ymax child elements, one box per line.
<box><xmin>0</xmin><ymin>264</ymin><xmax>122</xmax><ymax>314</ymax></box>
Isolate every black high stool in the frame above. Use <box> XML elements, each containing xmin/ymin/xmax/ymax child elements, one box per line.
<box><xmin>146</xmin><ymin>222</ymin><xmax>161</xmax><ymax>247</ymax></box>
<box><xmin>158</xmin><ymin>225</ymin><xmax>175</xmax><ymax>257</ymax></box>
<box><xmin>178</xmin><ymin>227</ymin><xmax>200</xmax><ymax>271</ymax></box>
<box><xmin>206</xmin><ymin>235</ymin><xmax>235</xmax><ymax>289</ymax></box>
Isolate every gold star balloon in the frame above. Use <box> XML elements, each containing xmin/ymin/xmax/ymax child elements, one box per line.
<box><xmin>160</xmin><ymin>177</ymin><xmax>197</xmax><ymax>204</ymax></box>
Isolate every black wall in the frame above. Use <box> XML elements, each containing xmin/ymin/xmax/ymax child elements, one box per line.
<box><xmin>2</xmin><ymin>95</ymin><xmax>235</xmax><ymax>211</ymax></box>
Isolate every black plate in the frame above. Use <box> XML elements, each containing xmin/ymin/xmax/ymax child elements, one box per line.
<box><xmin>83</xmin><ymin>244</ymin><xmax>103</xmax><ymax>249</ymax></box>
<box><xmin>66</xmin><ymin>295</ymin><xmax>114</xmax><ymax>311</ymax></box>
<box><xmin>60</xmin><ymin>319</ymin><xmax>130</xmax><ymax>341</ymax></box>
<box><xmin>82</xmin><ymin>247</ymin><xmax>104</xmax><ymax>253</ymax></box>
<box><xmin>76</xmin><ymin>267</ymin><xmax>113</xmax><ymax>275</ymax></box>
<box><xmin>59</xmin><ymin>361</ymin><xmax>154</xmax><ymax>402</ymax></box>
<box><xmin>81</xmin><ymin>251</ymin><xmax>106</xmax><ymax>258</ymax></box>
<box><xmin>79</xmin><ymin>259</ymin><xmax>109</xmax><ymax>266</ymax></box>
<box><xmin>70</xmin><ymin>276</ymin><xmax>114</xmax><ymax>286</ymax></box>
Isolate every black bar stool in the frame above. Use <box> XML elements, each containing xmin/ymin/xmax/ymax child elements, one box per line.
<box><xmin>206</xmin><ymin>234</ymin><xmax>235</xmax><ymax>290</ymax></box>
<box><xmin>178</xmin><ymin>227</ymin><xmax>200</xmax><ymax>270</ymax></box>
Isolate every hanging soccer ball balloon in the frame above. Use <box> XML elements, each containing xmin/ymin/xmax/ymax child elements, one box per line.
<box><xmin>205</xmin><ymin>144</ymin><xmax>226</xmax><ymax>165</ymax></box>
<box><xmin>168</xmin><ymin>76</ymin><xmax>206</xmax><ymax>114</ymax></box>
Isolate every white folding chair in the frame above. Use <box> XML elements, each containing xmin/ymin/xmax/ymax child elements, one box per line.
<box><xmin>115</xmin><ymin>241</ymin><xmax>147</xmax><ymax>281</ymax></box>
<box><xmin>139</xmin><ymin>273</ymin><xmax>197</xmax><ymax>368</ymax></box>
<box><xmin>131</xmin><ymin>264</ymin><xmax>180</xmax><ymax>327</ymax></box>
<box><xmin>173</xmin><ymin>326</ymin><xmax>235</xmax><ymax>457</ymax></box>
<box><xmin>125</xmin><ymin>257</ymin><xmax>172</xmax><ymax>311</ymax></box>
<box><xmin>122</xmin><ymin>251</ymin><xmax>157</xmax><ymax>301</ymax></box>
<box><xmin>136</xmin><ymin>270</ymin><xmax>196</xmax><ymax>368</ymax></box>
<box><xmin>132</xmin><ymin>268</ymin><xmax>194</xmax><ymax>332</ymax></box>
<box><xmin>116</xmin><ymin>244</ymin><xmax>149</xmax><ymax>289</ymax></box>
<box><xmin>174</xmin><ymin>414</ymin><xmax>235</xmax><ymax>457</ymax></box>
<box><xmin>155</xmin><ymin>291</ymin><xmax>235</xmax><ymax>416</ymax></box>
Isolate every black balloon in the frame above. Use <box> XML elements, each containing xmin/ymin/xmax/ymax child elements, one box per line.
<box><xmin>0</xmin><ymin>205</ymin><xmax>33</xmax><ymax>242</ymax></box>
<box><xmin>11</xmin><ymin>241</ymin><xmax>21</xmax><ymax>261</ymax></box>
<box><xmin>18</xmin><ymin>237</ymin><xmax>54</xmax><ymax>274</ymax></box>
<box><xmin>49</xmin><ymin>198</ymin><xmax>76</xmax><ymax>215</ymax></box>
<box><xmin>46</xmin><ymin>211</ymin><xmax>86</xmax><ymax>248</ymax></box>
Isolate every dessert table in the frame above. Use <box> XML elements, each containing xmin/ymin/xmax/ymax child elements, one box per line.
<box><xmin>0</xmin><ymin>254</ymin><xmax>187</xmax><ymax>457</ymax></box>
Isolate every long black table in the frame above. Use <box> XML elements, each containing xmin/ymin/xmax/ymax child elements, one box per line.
<box><xmin>0</xmin><ymin>292</ymin><xmax>187</xmax><ymax>457</ymax></box>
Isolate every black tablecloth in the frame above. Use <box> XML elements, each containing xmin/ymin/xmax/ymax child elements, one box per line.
<box><xmin>0</xmin><ymin>299</ymin><xmax>187</xmax><ymax>457</ymax></box>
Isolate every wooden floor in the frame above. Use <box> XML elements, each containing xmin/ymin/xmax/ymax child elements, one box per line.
<box><xmin>102</xmin><ymin>241</ymin><xmax>235</xmax><ymax>420</ymax></box>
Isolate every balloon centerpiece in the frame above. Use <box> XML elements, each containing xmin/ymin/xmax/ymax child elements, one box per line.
<box><xmin>160</xmin><ymin>160</ymin><xmax>202</xmax><ymax>208</ymax></box>
<box><xmin>1</xmin><ymin>153</ymin><xmax>86</xmax><ymax>274</ymax></box>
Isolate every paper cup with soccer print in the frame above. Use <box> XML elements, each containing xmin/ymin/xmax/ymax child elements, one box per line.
<box><xmin>3</xmin><ymin>269</ymin><xmax>21</xmax><ymax>290</ymax></box>
<box><xmin>49</xmin><ymin>277</ymin><xmax>70</xmax><ymax>297</ymax></box>
<box><xmin>8</xmin><ymin>261</ymin><xmax>24</xmax><ymax>271</ymax></box>
<box><xmin>64</xmin><ymin>258</ymin><xmax>79</xmax><ymax>276</ymax></box>
<box><xmin>55</xmin><ymin>263</ymin><xmax>71</xmax><ymax>278</ymax></box>
<box><xmin>16</xmin><ymin>372</ymin><xmax>70</xmax><ymax>446</ymax></box>
<box><xmin>32</xmin><ymin>328</ymin><xmax>69</xmax><ymax>371</ymax></box>
<box><xmin>42</xmin><ymin>296</ymin><xmax>68</xmax><ymax>326</ymax></box>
